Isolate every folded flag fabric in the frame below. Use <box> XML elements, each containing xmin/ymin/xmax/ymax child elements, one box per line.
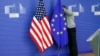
<box><xmin>29</xmin><ymin>0</ymin><xmax>53</xmax><ymax>52</ymax></box>
<box><xmin>50</xmin><ymin>0</ymin><xmax>68</xmax><ymax>47</ymax></box>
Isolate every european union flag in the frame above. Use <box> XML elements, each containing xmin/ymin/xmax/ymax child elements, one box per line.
<box><xmin>51</xmin><ymin>0</ymin><xmax>68</xmax><ymax>47</ymax></box>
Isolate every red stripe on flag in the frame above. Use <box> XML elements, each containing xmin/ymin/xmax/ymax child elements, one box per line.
<box><xmin>40</xmin><ymin>20</ymin><xmax>52</xmax><ymax>47</ymax></box>
<box><xmin>31</xmin><ymin>26</ymin><xmax>42</xmax><ymax>46</ymax></box>
<box><xmin>29</xmin><ymin>32</ymin><xmax>44</xmax><ymax>52</ymax></box>
<box><xmin>42</xmin><ymin>16</ymin><xmax>53</xmax><ymax>45</ymax></box>
<box><xmin>32</xmin><ymin>20</ymin><xmax>42</xmax><ymax>34</ymax></box>
<box><xmin>32</xmin><ymin>19</ymin><xmax>48</xmax><ymax>49</ymax></box>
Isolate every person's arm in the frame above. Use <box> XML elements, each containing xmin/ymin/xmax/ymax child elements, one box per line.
<box><xmin>63</xmin><ymin>8</ymin><xmax>74</xmax><ymax>16</ymax></box>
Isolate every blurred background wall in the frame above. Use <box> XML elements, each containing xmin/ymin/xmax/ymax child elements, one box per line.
<box><xmin>0</xmin><ymin>0</ymin><xmax>100</xmax><ymax>56</ymax></box>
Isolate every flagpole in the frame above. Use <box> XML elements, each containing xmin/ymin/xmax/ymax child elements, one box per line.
<box><xmin>58</xmin><ymin>37</ymin><xmax>61</xmax><ymax>56</ymax></box>
<box><xmin>39</xmin><ymin>52</ymin><xmax>42</xmax><ymax>56</ymax></box>
<box><xmin>39</xmin><ymin>0</ymin><xmax>43</xmax><ymax>1</ymax></box>
<box><xmin>58</xmin><ymin>46</ymin><xmax>60</xmax><ymax>56</ymax></box>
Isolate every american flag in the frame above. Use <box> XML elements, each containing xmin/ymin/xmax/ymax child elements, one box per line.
<box><xmin>29</xmin><ymin>1</ymin><xmax>53</xmax><ymax>52</ymax></box>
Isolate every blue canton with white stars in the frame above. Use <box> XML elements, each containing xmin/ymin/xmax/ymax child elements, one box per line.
<box><xmin>35</xmin><ymin>1</ymin><xmax>46</xmax><ymax>21</ymax></box>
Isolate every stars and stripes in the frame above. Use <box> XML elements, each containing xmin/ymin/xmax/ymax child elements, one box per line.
<box><xmin>29</xmin><ymin>0</ymin><xmax>53</xmax><ymax>52</ymax></box>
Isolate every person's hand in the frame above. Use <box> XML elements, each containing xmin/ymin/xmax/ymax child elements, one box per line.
<box><xmin>62</xmin><ymin>7</ymin><xmax>67</xmax><ymax>13</ymax></box>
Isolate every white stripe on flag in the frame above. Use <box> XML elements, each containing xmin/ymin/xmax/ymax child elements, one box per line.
<box><xmin>30</xmin><ymin>28</ymin><xmax>43</xmax><ymax>51</ymax></box>
<box><xmin>43</xmin><ymin>17</ymin><xmax>53</xmax><ymax>44</ymax></box>
<box><xmin>32</xmin><ymin>17</ymin><xmax>48</xmax><ymax>49</ymax></box>
<box><xmin>41</xmin><ymin>20</ymin><xmax>51</xmax><ymax>47</ymax></box>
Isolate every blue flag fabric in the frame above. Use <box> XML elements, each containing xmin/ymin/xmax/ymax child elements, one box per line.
<box><xmin>51</xmin><ymin>0</ymin><xmax>68</xmax><ymax>47</ymax></box>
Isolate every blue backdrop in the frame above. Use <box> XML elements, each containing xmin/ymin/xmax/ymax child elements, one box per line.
<box><xmin>0</xmin><ymin>0</ymin><xmax>100</xmax><ymax>56</ymax></box>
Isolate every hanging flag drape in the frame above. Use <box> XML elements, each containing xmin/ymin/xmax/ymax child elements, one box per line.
<box><xmin>29</xmin><ymin>0</ymin><xmax>53</xmax><ymax>52</ymax></box>
<box><xmin>50</xmin><ymin>0</ymin><xmax>68</xmax><ymax>47</ymax></box>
